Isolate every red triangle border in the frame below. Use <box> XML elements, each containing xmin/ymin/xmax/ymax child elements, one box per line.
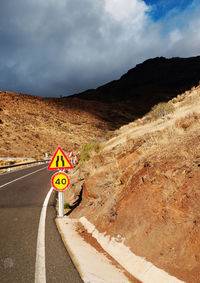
<box><xmin>47</xmin><ymin>146</ymin><xmax>73</xmax><ymax>170</ymax></box>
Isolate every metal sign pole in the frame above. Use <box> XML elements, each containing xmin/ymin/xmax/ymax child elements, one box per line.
<box><xmin>58</xmin><ymin>191</ymin><xmax>64</xmax><ymax>217</ymax></box>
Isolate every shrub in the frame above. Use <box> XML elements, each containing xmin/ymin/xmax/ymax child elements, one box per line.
<box><xmin>64</xmin><ymin>203</ymin><xmax>70</xmax><ymax>209</ymax></box>
<box><xmin>150</xmin><ymin>102</ymin><xmax>175</xmax><ymax>119</ymax></box>
<box><xmin>175</xmin><ymin>112</ymin><xmax>200</xmax><ymax>130</ymax></box>
<box><xmin>9</xmin><ymin>161</ymin><xmax>16</xmax><ymax>165</ymax></box>
<box><xmin>61</xmin><ymin>123</ymin><xmax>67</xmax><ymax>128</ymax></box>
<box><xmin>80</xmin><ymin>142</ymin><xmax>102</xmax><ymax>163</ymax></box>
<box><xmin>91</xmin><ymin>136</ymin><xmax>96</xmax><ymax>141</ymax></box>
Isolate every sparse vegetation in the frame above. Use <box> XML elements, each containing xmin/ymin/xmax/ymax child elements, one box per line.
<box><xmin>9</xmin><ymin>161</ymin><xmax>17</xmax><ymax>165</ymax></box>
<box><xmin>61</xmin><ymin>123</ymin><xmax>67</xmax><ymax>128</ymax></box>
<box><xmin>105</xmin><ymin>130</ymin><xmax>117</xmax><ymax>141</ymax></box>
<box><xmin>150</xmin><ymin>102</ymin><xmax>175</xmax><ymax>118</ymax></box>
<box><xmin>175</xmin><ymin>112</ymin><xmax>200</xmax><ymax>130</ymax></box>
<box><xmin>80</xmin><ymin>142</ymin><xmax>102</xmax><ymax>163</ymax></box>
<box><xmin>64</xmin><ymin>202</ymin><xmax>70</xmax><ymax>209</ymax></box>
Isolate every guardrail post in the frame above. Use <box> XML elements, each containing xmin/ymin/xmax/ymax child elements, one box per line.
<box><xmin>7</xmin><ymin>168</ymin><xmax>11</xmax><ymax>173</ymax></box>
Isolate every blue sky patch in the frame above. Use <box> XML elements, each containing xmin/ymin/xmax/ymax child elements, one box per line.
<box><xmin>144</xmin><ymin>0</ymin><xmax>195</xmax><ymax>20</ymax></box>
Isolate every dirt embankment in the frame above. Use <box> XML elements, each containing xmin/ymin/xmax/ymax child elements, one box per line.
<box><xmin>69</xmin><ymin>86</ymin><xmax>200</xmax><ymax>283</ymax></box>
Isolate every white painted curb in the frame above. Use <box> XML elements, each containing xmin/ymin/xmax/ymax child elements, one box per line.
<box><xmin>56</xmin><ymin>217</ymin><xmax>133</xmax><ymax>283</ymax></box>
<box><xmin>79</xmin><ymin>217</ymin><xmax>185</xmax><ymax>283</ymax></box>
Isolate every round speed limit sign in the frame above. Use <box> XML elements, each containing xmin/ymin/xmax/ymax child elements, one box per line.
<box><xmin>51</xmin><ymin>172</ymin><xmax>70</xmax><ymax>191</ymax></box>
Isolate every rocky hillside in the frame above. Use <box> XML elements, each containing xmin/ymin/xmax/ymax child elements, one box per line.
<box><xmin>67</xmin><ymin>85</ymin><xmax>200</xmax><ymax>283</ymax></box>
<box><xmin>0</xmin><ymin>91</ymin><xmax>109</xmax><ymax>158</ymax></box>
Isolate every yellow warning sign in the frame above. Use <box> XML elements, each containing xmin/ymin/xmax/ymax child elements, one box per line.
<box><xmin>48</xmin><ymin>146</ymin><xmax>73</xmax><ymax>170</ymax></box>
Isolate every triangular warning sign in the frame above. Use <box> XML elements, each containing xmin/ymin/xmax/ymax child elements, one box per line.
<box><xmin>48</xmin><ymin>146</ymin><xmax>73</xmax><ymax>170</ymax></box>
<box><xmin>67</xmin><ymin>151</ymin><xmax>75</xmax><ymax>159</ymax></box>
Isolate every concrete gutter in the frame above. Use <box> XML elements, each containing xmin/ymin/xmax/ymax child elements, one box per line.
<box><xmin>56</xmin><ymin>216</ymin><xmax>133</xmax><ymax>283</ymax></box>
<box><xmin>56</xmin><ymin>216</ymin><xmax>185</xmax><ymax>283</ymax></box>
<box><xmin>79</xmin><ymin>217</ymin><xmax>185</xmax><ymax>283</ymax></box>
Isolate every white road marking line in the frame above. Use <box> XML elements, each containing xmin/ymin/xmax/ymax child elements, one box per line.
<box><xmin>35</xmin><ymin>187</ymin><xmax>54</xmax><ymax>283</ymax></box>
<box><xmin>0</xmin><ymin>166</ymin><xmax>47</xmax><ymax>190</ymax></box>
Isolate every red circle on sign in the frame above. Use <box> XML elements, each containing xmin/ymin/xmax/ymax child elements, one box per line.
<box><xmin>51</xmin><ymin>172</ymin><xmax>70</xmax><ymax>191</ymax></box>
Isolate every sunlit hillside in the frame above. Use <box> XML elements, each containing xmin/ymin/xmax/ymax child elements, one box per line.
<box><xmin>67</xmin><ymin>85</ymin><xmax>200</xmax><ymax>282</ymax></box>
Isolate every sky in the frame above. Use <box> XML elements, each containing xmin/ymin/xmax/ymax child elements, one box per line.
<box><xmin>0</xmin><ymin>0</ymin><xmax>200</xmax><ymax>97</ymax></box>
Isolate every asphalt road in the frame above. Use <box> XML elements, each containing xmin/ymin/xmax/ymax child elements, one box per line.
<box><xmin>0</xmin><ymin>164</ymin><xmax>82</xmax><ymax>283</ymax></box>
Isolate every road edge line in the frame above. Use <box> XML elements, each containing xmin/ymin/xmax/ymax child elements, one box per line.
<box><xmin>34</xmin><ymin>187</ymin><xmax>53</xmax><ymax>283</ymax></box>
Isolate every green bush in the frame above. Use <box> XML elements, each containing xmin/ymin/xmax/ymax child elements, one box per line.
<box><xmin>64</xmin><ymin>203</ymin><xmax>70</xmax><ymax>209</ymax></box>
<box><xmin>61</xmin><ymin>123</ymin><xmax>67</xmax><ymax>128</ymax></box>
<box><xmin>151</xmin><ymin>102</ymin><xmax>175</xmax><ymax>118</ymax></box>
<box><xmin>80</xmin><ymin>142</ymin><xmax>102</xmax><ymax>163</ymax></box>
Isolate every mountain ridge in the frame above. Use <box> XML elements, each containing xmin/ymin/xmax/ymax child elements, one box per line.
<box><xmin>69</xmin><ymin>56</ymin><xmax>200</xmax><ymax>116</ymax></box>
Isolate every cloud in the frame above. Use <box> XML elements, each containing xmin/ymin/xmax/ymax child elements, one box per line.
<box><xmin>105</xmin><ymin>0</ymin><xmax>149</xmax><ymax>24</ymax></box>
<box><xmin>0</xmin><ymin>0</ymin><xmax>200</xmax><ymax>97</ymax></box>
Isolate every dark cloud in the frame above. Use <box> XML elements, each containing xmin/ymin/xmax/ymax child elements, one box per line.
<box><xmin>0</xmin><ymin>0</ymin><xmax>200</xmax><ymax>97</ymax></box>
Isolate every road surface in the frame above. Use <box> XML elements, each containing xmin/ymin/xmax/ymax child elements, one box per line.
<box><xmin>0</xmin><ymin>164</ymin><xmax>82</xmax><ymax>283</ymax></box>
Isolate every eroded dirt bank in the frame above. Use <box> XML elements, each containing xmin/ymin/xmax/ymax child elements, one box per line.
<box><xmin>67</xmin><ymin>86</ymin><xmax>200</xmax><ymax>282</ymax></box>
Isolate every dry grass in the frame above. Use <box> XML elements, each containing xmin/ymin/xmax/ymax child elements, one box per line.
<box><xmin>175</xmin><ymin>112</ymin><xmax>200</xmax><ymax>130</ymax></box>
<box><xmin>150</xmin><ymin>102</ymin><xmax>175</xmax><ymax>119</ymax></box>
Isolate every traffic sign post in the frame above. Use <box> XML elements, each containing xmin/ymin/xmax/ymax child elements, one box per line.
<box><xmin>51</xmin><ymin>171</ymin><xmax>70</xmax><ymax>217</ymax></box>
<box><xmin>67</xmin><ymin>151</ymin><xmax>77</xmax><ymax>166</ymax></box>
<box><xmin>49</xmin><ymin>146</ymin><xmax>73</xmax><ymax>217</ymax></box>
<box><xmin>58</xmin><ymin>191</ymin><xmax>64</xmax><ymax>217</ymax></box>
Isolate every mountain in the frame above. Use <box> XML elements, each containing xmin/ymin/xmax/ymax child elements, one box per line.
<box><xmin>1</xmin><ymin>55</ymin><xmax>200</xmax><ymax>159</ymax></box>
<box><xmin>68</xmin><ymin>55</ymin><xmax>200</xmax><ymax>120</ymax></box>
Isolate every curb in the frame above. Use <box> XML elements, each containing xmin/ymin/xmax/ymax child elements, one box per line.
<box><xmin>55</xmin><ymin>218</ymin><xmax>85</xmax><ymax>280</ymax></box>
<box><xmin>55</xmin><ymin>217</ymin><xmax>133</xmax><ymax>283</ymax></box>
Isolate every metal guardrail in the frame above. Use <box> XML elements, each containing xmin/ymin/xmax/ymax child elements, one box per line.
<box><xmin>0</xmin><ymin>159</ymin><xmax>51</xmax><ymax>170</ymax></box>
